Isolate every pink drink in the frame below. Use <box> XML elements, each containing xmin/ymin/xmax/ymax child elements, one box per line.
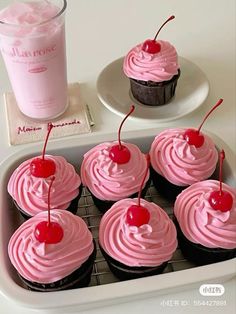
<box><xmin>0</xmin><ymin>1</ymin><xmax>67</xmax><ymax>120</ymax></box>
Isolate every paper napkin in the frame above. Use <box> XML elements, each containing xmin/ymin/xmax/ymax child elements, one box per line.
<box><xmin>4</xmin><ymin>82</ymin><xmax>94</xmax><ymax>146</ymax></box>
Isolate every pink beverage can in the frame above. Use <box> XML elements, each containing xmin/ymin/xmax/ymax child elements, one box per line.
<box><xmin>0</xmin><ymin>0</ymin><xmax>68</xmax><ymax>120</ymax></box>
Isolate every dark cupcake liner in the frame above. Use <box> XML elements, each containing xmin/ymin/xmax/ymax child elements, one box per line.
<box><xmin>90</xmin><ymin>178</ymin><xmax>151</xmax><ymax>214</ymax></box>
<box><xmin>150</xmin><ymin>166</ymin><xmax>186</xmax><ymax>202</ymax></box>
<box><xmin>130</xmin><ymin>69</ymin><xmax>180</xmax><ymax>106</ymax></box>
<box><xmin>99</xmin><ymin>245</ymin><xmax>167</xmax><ymax>281</ymax></box>
<box><xmin>13</xmin><ymin>184</ymin><xmax>83</xmax><ymax>219</ymax></box>
<box><xmin>174</xmin><ymin>217</ymin><xmax>236</xmax><ymax>266</ymax></box>
<box><xmin>150</xmin><ymin>167</ymin><xmax>218</xmax><ymax>202</ymax></box>
<box><xmin>18</xmin><ymin>240</ymin><xmax>97</xmax><ymax>292</ymax></box>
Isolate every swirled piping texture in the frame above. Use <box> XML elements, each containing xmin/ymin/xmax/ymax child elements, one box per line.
<box><xmin>150</xmin><ymin>128</ymin><xmax>218</xmax><ymax>186</ymax></box>
<box><xmin>174</xmin><ymin>180</ymin><xmax>236</xmax><ymax>249</ymax></box>
<box><xmin>81</xmin><ymin>141</ymin><xmax>149</xmax><ymax>201</ymax></box>
<box><xmin>7</xmin><ymin>155</ymin><xmax>81</xmax><ymax>216</ymax></box>
<box><xmin>99</xmin><ymin>198</ymin><xmax>177</xmax><ymax>266</ymax></box>
<box><xmin>123</xmin><ymin>41</ymin><xmax>179</xmax><ymax>82</ymax></box>
<box><xmin>8</xmin><ymin>210</ymin><xmax>94</xmax><ymax>283</ymax></box>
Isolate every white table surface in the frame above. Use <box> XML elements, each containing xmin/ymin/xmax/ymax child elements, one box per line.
<box><xmin>0</xmin><ymin>0</ymin><xmax>235</xmax><ymax>313</ymax></box>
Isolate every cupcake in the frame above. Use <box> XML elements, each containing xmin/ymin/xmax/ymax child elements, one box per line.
<box><xmin>149</xmin><ymin>128</ymin><xmax>218</xmax><ymax>201</ymax></box>
<box><xmin>81</xmin><ymin>106</ymin><xmax>150</xmax><ymax>213</ymax></box>
<box><xmin>81</xmin><ymin>142</ymin><xmax>150</xmax><ymax>213</ymax></box>
<box><xmin>7</xmin><ymin>125</ymin><xmax>82</xmax><ymax>219</ymax></box>
<box><xmin>99</xmin><ymin>198</ymin><xmax>177</xmax><ymax>280</ymax></box>
<box><xmin>123</xmin><ymin>15</ymin><xmax>180</xmax><ymax>106</ymax></box>
<box><xmin>8</xmin><ymin>209</ymin><xmax>96</xmax><ymax>291</ymax></box>
<box><xmin>8</xmin><ymin>155</ymin><xmax>82</xmax><ymax>218</ymax></box>
<box><xmin>174</xmin><ymin>180</ymin><xmax>236</xmax><ymax>265</ymax></box>
<box><xmin>150</xmin><ymin>99</ymin><xmax>224</xmax><ymax>200</ymax></box>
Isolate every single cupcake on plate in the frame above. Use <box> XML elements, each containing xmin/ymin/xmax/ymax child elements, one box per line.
<box><xmin>7</xmin><ymin>125</ymin><xmax>82</xmax><ymax>219</ymax></box>
<box><xmin>8</xmin><ymin>178</ymin><xmax>96</xmax><ymax>292</ymax></box>
<box><xmin>123</xmin><ymin>15</ymin><xmax>180</xmax><ymax>106</ymax></box>
<box><xmin>99</xmin><ymin>156</ymin><xmax>177</xmax><ymax>280</ymax></box>
<box><xmin>149</xmin><ymin>99</ymin><xmax>224</xmax><ymax>201</ymax></box>
<box><xmin>81</xmin><ymin>106</ymin><xmax>150</xmax><ymax>213</ymax></box>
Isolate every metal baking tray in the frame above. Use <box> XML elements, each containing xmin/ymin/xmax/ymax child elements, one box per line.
<box><xmin>0</xmin><ymin>128</ymin><xmax>235</xmax><ymax>312</ymax></box>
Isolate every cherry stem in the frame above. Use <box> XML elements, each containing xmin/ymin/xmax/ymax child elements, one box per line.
<box><xmin>219</xmin><ymin>150</ymin><xmax>225</xmax><ymax>196</ymax></box>
<box><xmin>47</xmin><ymin>176</ymin><xmax>55</xmax><ymax>226</ymax></box>
<box><xmin>197</xmin><ymin>99</ymin><xmax>223</xmax><ymax>133</ymax></box>
<box><xmin>153</xmin><ymin>15</ymin><xmax>175</xmax><ymax>41</ymax></box>
<box><xmin>42</xmin><ymin>123</ymin><xmax>53</xmax><ymax>161</ymax></box>
<box><xmin>137</xmin><ymin>154</ymin><xmax>150</xmax><ymax>207</ymax></box>
<box><xmin>118</xmin><ymin>105</ymin><xmax>135</xmax><ymax>149</ymax></box>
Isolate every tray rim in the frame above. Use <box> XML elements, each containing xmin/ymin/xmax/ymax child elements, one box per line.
<box><xmin>0</xmin><ymin>128</ymin><xmax>235</xmax><ymax>311</ymax></box>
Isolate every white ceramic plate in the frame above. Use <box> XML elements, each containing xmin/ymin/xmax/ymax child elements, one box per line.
<box><xmin>97</xmin><ymin>56</ymin><xmax>209</xmax><ymax>122</ymax></box>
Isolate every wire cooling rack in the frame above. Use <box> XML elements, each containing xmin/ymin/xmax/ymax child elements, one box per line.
<box><xmin>76</xmin><ymin>184</ymin><xmax>196</xmax><ymax>287</ymax></box>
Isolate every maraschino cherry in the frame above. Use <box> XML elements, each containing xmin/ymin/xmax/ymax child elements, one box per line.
<box><xmin>30</xmin><ymin>123</ymin><xmax>56</xmax><ymax>178</ymax></box>
<box><xmin>126</xmin><ymin>154</ymin><xmax>150</xmax><ymax>227</ymax></box>
<box><xmin>109</xmin><ymin>105</ymin><xmax>135</xmax><ymax>164</ymax></box>
<box><xmin>34</xmin><ymin>176</ymin><xmax>64</xmax><ymax>244</ymax></box>
<box><xmin>184</xmin><ymin>98</ymin><xmax>223</xmax><ymax>148</ymax></box>
<box><xmin>142</xmin><ymin>15</ymin><xmax>175</xmax><ymax>54</ymax></box>
<box><xmin>208</xmin><ymin>150</ymin><xmax>233</xmax><ymax>212</ymax></box>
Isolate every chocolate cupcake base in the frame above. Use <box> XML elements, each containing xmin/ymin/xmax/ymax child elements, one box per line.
<box><xmin>130</xmin><ymin>69</ymin><xmax>180</xmax><ymax>106</ymax></box>
<box><xmin>18</xmin><ymin>240</ymin><xmax>97</xmax><ymax>292</ymax></box>
<box><xmin>150</xmin><ymin>167</ymin><xmax>186</xmax><ymax>202</ymax></box>
<box><xmin>174</xmin><ymin>218</ymin><xmax>236</xmax><ymax>266</ymax></box>
<box><xmin>13</xmin><ymin>185</ymin><xmax>83</xmax><ymax>219</ymax></box>
<box><xmin>90</xmin><ymin>178</ymin><xmax>151</xmax><ymax>214</ymax></box>
<box><xmin>100</xmin><ymin>245</ymin><xmax>167</xmax><ymax>281</ymax></box>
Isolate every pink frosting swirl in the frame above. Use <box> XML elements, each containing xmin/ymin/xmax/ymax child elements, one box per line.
<box><xmin>81</xmin><ymin>142</ymin><xmax>149</xmax><ymax>201</ymax></box>
<box><xmin>123</xmin><ymin>40</ymin><xmax>179</xmax><ymax>82</ymax></box>
<box><xmin>174</xmin><ymin>180</ymin><xmax>236</xmax><ymax>249</ymax></box>
<box><xmin>99</xmin><ymin>198</ymin><xmax>177</xmax><ymax>266</ymax></box>
<box><xmin>150</xmin><ymin>128</ymin><xmax>218</xmax><ymax>186</ymax></box>
<box><xmin>7</xmin><ymin>155</ymin><xmax>81</xmax><ymax>216</ymax></box>
<box><xmin>8</xmin><ymin>210</ymin><xmax>94</xmax><ymax>283</ymax></box>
